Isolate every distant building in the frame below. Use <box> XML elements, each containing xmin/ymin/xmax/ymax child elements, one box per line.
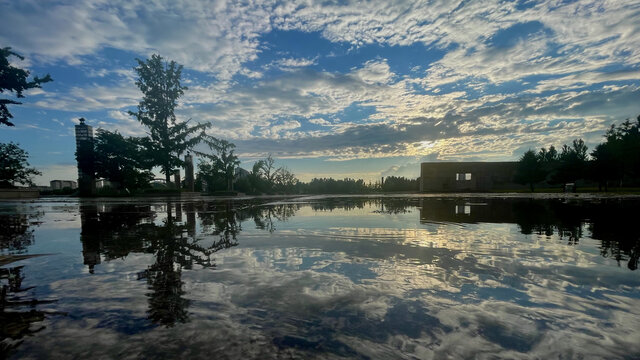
<box><xmin>50</xmin><ymin>180</ymin><xmax>77</xmax><ymax>190</ymax></box>
<box><xmin>235</xmin><ymin>167</ymin><xmax>250</xmax><ymax>179</ymax></box>
<box><xmin>420</xmin><ymin>162</ymin><xmax>524</xmax><ymax>192</ymax></box>
<box><xmin>95</xmin><ymin>179</ymin><xmax>113</xmax><ymax>189</ymax></box>
<box><xmin>75</xmin><ymin>118</ymin><xmax>96</xmax><ymax>196</ymax></box>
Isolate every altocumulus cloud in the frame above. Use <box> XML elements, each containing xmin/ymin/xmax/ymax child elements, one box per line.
<box><xmin>1</xmin><ymin>0</ymin><xmax>639</xmax><ymax>179</ymax></box>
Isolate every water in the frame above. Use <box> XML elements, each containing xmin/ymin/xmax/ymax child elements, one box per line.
<box><xmin>1</xmin><ymin>195</ymin><xmax>639</xmax><ymax>359</ymax></box>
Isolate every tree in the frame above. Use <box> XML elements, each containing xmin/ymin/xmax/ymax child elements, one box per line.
<box><xmin>210</xmin><ymin>139</ymin><xmax>240</xmax><ymax>191</ymax></box>
<box><xmin>128</xmin><ymin>55</ymin><xmax>209</xmax><ymax>186</ymax></box>
<box><xmin>93</xmin><ymin>129</ymin><xmax>154</xmax><ymax>191</ymax></box>
<box><xmin>260</xmin><ymin>154</ymin><xmax>277</xmax><ymax>186</ymax></box>
<box><xmin>552</xmin><ymin>139</ymin><xmax>588</xmax><ymax>186</ymax></box>
<box><xmin>198</xmin><ymin>138</ymin><xmax>240</xmax><ymax>192</ymax></box>
<box><xmin>0</xmin><ymin>142</ymin><xmax>41</xmax><ymax>188</ymax></box>
<box><xmin>590</xmin><ymin>142</ymin><xmax>621</xmax><ymax>191</ymax></box>
<box><xmin>1</xmin><ymin>47</ymin><xmax>52</xmax><ymax>127</ymax></box>
<box><xmin>608</xmin><ymin>116</ymin><xmax>640</xmax><ymax>183</ymax></box>
<box><xmin>247</xmin><ymin>160</ymin><xmax>267</xmax><ymax>194</ymax></box>
<box><xmin>537</xmin><ymin>145</ymin><xmax>558</xmax><ymax>183</ymax></box>
<box><xmin>273</xmin><ymin>167</ymin><xmax>298</xmax><ymax>193</ymax></box>
<box><xmin>197</xmin><ymin>160</ymin><xmax>224</xmax><ymax>193</ymax></box>
<box><xmin>514</xmin><ymin>149</ymin><xmax>545</xmax><ymax>192</ymax></box>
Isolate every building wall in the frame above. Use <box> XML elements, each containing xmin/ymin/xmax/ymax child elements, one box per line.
<box><xmin>420</xmin><ymin>162</ymin><xmax>523</xmax><ymax>192</ymax></box>
<box><xmin>50</xmin><ymin>180</ymin><xmax>77</xmax><ymax>190</ymax></box>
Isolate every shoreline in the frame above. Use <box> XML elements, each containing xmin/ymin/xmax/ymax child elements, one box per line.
<box><xmin>2</xmin><ymin>192</ymin><xmax>640</xmax><ymax>203</ymax></box>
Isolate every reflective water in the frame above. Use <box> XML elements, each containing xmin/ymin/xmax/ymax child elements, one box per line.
<box><xmin>1</xmin><ymin>196</ymin><xmax>639</xmax><ymax>359</ymax></box>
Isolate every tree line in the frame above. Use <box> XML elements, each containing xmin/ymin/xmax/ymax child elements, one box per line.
<box><xmin>515</xmin><ymin>115</ymin><xmax>640</xmax><ymax>191</ymax></box>
<box><xmin>0</xmin><ymin>47</ymin><xmax>49</xmax><ymax>188</ymax></box>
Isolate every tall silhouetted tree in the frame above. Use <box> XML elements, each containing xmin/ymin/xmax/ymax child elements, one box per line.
<box><xmin>0</xmin><ymin>47</ymin><xmax>52</xmax><ymax>127</ymax></box>
<box><xmin>128</xmin><ymin>55</ymin><xmax>209</xmax><ymax>186</ymax></box>
<box><xmin>552</xmin><ymin>139</ymin><xmax>588</xmax><ymax>187</ymax></box>
<box><xmin>597</xmin><ymin>116</ymin><xmax>640</xmax><ymax>185</ymax></box>
<box><xmin>514</xmin><ymin>149</ymin><xmax>545</xmax><ymax>192</ymax></box>
<box><xmin>0</xmin><ymin>142</ymin><xmax>41</xmax><ymax>188</ymax></box>
<box><xmin>590</xmin><ymin>141</ymin><xmax>621</xmax><ymax>191</ymax></box>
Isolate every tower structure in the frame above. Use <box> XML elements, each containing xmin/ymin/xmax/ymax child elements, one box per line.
<box><xmin>184</xmin><ymin>153</ymin><xmax>194</xmax><ymax>192</ymax></box>
<box><xmin>75</xmin><ymin>118</ymin><xmax>95</xmax><ymax>196</ymax></box>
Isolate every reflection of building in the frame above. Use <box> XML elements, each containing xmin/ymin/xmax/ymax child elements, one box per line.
<box><xmin>420</xmin><ymin>162</ymin><xmax>523</xmax><ymax>192</ymax></box>
<box><xmin>75</xmin><ymin>118</ymin><xmax>96</xmax><ymax>196</ymax></box>
<box><xmin>50</xmin><ymin>180</ymin><xmax>77</xmax><ymax>190</ymax></box>
<box><xmin>419</xmin><ymin>198</ymin><xmax>518</xmax><ymax>224</ymax></box>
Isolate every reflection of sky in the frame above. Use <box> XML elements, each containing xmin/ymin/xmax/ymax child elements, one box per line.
<box><xmin>3</xmin><ymin>198</ymin><xmax>640</xmax><ymax>359</ymax></box>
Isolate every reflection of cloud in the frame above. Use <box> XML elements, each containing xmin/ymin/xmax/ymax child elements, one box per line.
<box><xmin>12</xmin><ymin>199</ymin><xmax>640</xmax><ymax>358</ymax></box>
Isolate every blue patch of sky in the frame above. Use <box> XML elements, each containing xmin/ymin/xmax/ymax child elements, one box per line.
<box><xmin>514</xmin><ymin>0</ymin><xmax>542</xmax><ymax>11</ymax></box>
<box><xmin>24</xmin><ymin>47</ymin><xmax>141</xmax><ymax>96</ymax></box>
<box><xmin>487</xmin><ymin>21</ymin><xmax>553</xmax><ymax>49</ymax></box>
<box><xmin>547</xmin><ymin>0</ymin><xmax>583</xmax><ymax>11</ymax></box>
<box><xmin>243</xmin><ymin>30</ymin><xmax>448</xmax><ymax>79</ymax></box>
<box><xmin>3</xmin><ymin>110</ymin><xmax>76</xmax><ymax>166</ymax></box>
<box><xmin>326</xmin><ymin>102</ymin><xmax>377</xmax><ymax>124</ymax></box>
<box><xmin>238</xmin><ymin>30</ymin><xmax>338</xmax><ymax>79</ymax></box>
<box><xmin>479</xmin><ymin>79</ymin><xmax>532</xmax><ymax>97</ymax></box>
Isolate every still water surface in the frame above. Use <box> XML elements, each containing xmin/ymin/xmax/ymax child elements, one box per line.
<box><xmin>1</xmin><ymin>196</ymin><xmax>639</xmax><ymax>359</ymax></box>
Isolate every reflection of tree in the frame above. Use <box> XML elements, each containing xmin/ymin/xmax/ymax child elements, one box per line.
<box><xmin>79</xmin><ymin>201</ymin><xmax>244</xmax><ymax>327</ymax></box>
<box><xmin>587</xmin><ymin>200</ymin><xmax>640</xmax><ymax>270</ymax></box>
<box><xmin>1</xmin><ymin>259</ymin><xmax>58</xmax><ymax>357</ymax></box>
<box><xmin>309</xmin><ymin>198</ymin><xmax>417</xmax><ymax>215</ymax></box>
<box><xmin>195</xmin><ymin>200</ymin><xmax>299</xmax><ymax>234</ymax></box>
<box><xmin>311</xmin><ymin>198</ymin><xmax>367</xmax><ymax>212</ymax></box>
<box><xmin>249</xmin><ymin>204</ymin><xmax>298</xmax><ymax>233</ymax></box>
<box><xmin>0</xmin><ymin>208</ymin><xmax>54</xmax><ymax>356</ymax></box>
<box><xmin>143</xmin><ymin>213</ymin><xmax>189</xmax><ymax>327</ymax></box>
<box><xmin>143</xmin><ymin>202</ymin><xmax>243</xmax><ymax>326</ymax></box>
<box><xmin>198</xmin><ymin>201</ymin><xmax>242</xmax><ymax>243</ymax></box>
<box><xmin>0</xmin><ymin>207</ymin><xmax>43</xmax><ymax>254</ymax></box>
<box><xmin>79</xmin><ymin>202</ymin><xmax>154</xmax><ymax>273</ymax></box>
<box><xmin>417</xmin><ymin>197</ymin><xmax>640</xmax><ymax>270</ymax></box>
<box><xmin>512</xmin><ymin>200</ymin><xmax>583</xmax><ymax>244</ymax></box>
<box><xmin>513</xmin><ymin>199</ymin><xmax>640</xmax><ymax>269</ymax></box>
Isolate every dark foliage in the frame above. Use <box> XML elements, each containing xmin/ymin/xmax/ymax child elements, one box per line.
<box><xmin>128</xmin><ymin>55</ymin><xmax>209</xmax><ymax>185</ymax></box>
<box><xmin>93</xmin><ymin>129</ymin><xmax>154</xmax><ymax>191</ymax></box>
<box><xmin>0</xmin><ymin>142</ymin><xmax>41</xmax><ymax>188</ymax></box>
<box><xmin>514</xmin><ymin>150</ymin><xmax>546</xmax><ymax>192</ymax></box>
<box><xmin>515</xmin><ymin>115</ymin><xmax>640</xmax><ymax>191</ymax></box>
<box><xmin>381</xmin><ymin>176</ymin><xmax>419</xmax><ymax>192</ymax></box>
<box><xmin>0</xmin><ymin>47</ymin><xmax>52</xmax><ymax>127</ymax></box>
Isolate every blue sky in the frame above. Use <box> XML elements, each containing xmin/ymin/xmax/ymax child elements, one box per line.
<box><xmin>1</xmin><ymin>0</ymin><xmax>639</xmax><ymax>185</ymax></box>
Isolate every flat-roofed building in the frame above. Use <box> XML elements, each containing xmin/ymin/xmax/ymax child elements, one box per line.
<box><xmin>50</xmin><ymin>180</ymin><xmax>77</xmax><ymax>190</ymax></box>
<box><xmin>420</xmin><ymin>162</ymin><xmax>524</xmax><ymax>192</ymax></box>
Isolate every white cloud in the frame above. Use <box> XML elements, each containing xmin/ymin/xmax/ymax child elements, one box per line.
<box><xmin>4</xmin><ymin>0</ymin><xmax>640</xmax><ymax>164</ymax></box>
<box><xmin>32</xmin><ymin>81</ymin><xmax>140</xmax><ymax>111</ymax></box>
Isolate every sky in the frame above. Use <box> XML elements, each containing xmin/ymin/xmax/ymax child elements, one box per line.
<box><xmin>1</xmin><ymin>0</ymin><xmax>639</xmax><ymax>185</ymax></box>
